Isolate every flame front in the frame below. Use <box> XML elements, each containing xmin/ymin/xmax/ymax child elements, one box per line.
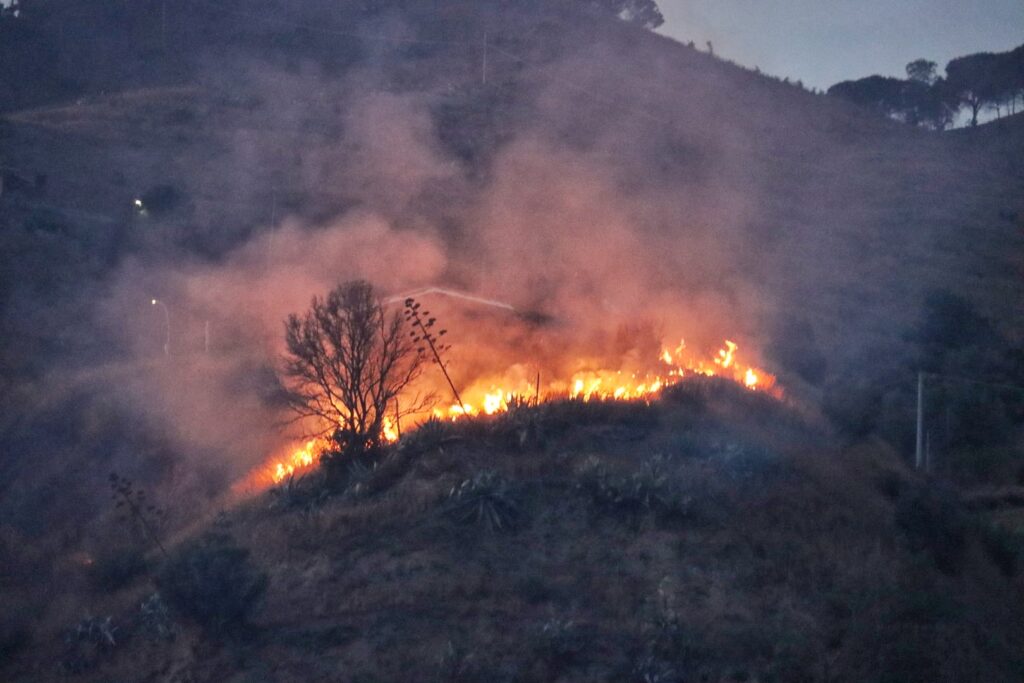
<box><xmin>433</xmin><ymin>338</ymin><xmax>776</xmax><ymax>419</ymax></box>
<box><xmin>272</xmin><ymin>438</ymin><xmax>320</xmax><ymax>483</ymax></box>
<box><xmin>261</xmin><ymin>338</ymin><xmax>777</xmax><ymax>485</ymax></box>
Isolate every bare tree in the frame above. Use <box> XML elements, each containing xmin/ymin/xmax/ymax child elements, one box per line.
<box><xmin>282</xmin><ymin>281</ymin><xmax>428</xmax><ymax>459</ymax></box>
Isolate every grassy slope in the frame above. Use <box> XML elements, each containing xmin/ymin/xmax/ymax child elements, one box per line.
<box><xmin>6</xmin><ymin>381</ymin><xmax>1023</xmax><ymax>681</ymax></box>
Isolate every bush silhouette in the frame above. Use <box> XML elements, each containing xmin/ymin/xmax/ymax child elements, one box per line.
<box><xmin>157</xmin><ymin>531</ymin><xmax>267</xmax><ymax>635</ymax></box>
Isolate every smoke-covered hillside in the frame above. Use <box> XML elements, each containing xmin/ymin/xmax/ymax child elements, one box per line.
<box><xmin>2</xmin><ymin>1</ymin><xmax>1024</xmax><ymax>679</ymax></box>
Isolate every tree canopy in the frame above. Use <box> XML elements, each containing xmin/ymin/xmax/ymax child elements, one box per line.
<box><xmin>827</xmin><ymin>73</ymin><xmax>957</xmax><ymax>130</ymax></box>
<box><xmin>906</xmin><ymin>59</ymin><xmax>938</xmax><ymax>85</ymax></box>
<box><xmin>829</xmin><ymin>44</ymin><xmax>1023</xmax><ymax>129</ymax></box>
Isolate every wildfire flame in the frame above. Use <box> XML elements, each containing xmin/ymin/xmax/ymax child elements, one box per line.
<box><xmin>272</xmin><ymin>438</ymin><xmax>320</xmax><ymax>483</ymax></box>
<box><xmin>262</xmin><ymin>338</ymin><xmax>776</xmax><ymax>484</ymax></box>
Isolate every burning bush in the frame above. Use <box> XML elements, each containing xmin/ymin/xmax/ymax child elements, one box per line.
<box><xmin>281</xmin><ymin>280</ymin><xmax>429</xmax><ymax>483</ymax></box>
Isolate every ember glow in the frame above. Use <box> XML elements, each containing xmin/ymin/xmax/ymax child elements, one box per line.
<box><xmin>262</xmin><ymin>338</ymin><xmax>776</xmax><ymax>484</ymax></box>
<box><xmin>272</xmin><ymin>438</ymin><xmax>320</xmax><ymax>482</ymax></box>
<box><xmin>444</xmin><ymin>338</ymin><xmax>775</xmax><ymax>417</ymax></box>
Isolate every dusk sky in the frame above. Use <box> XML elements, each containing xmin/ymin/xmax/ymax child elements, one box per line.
<box><xmin>657</xmin><ymin>0</ymin><xmax>1024</xmax><ymax>90</ymax></box>
<box><xmin>2</xmin><ymin>1</ymin><xmax>1018</xmax><ymax>90</ymax></box>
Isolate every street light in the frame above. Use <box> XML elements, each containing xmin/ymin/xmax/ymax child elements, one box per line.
<box><xmin>151</xmin><ymin>298</ymin><xmax>170</xmax><ymax>357</ymax></box>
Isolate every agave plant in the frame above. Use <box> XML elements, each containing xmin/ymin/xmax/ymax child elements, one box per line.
<box><xmin>445</xmin><ymin>470</ymin><xmax>523</xmax><ymax>532</ymax></box>
<box><xmin>576</xmin><ymin>454</ymin><xmax>691</xmax><ymax>519</ymax></box>
<box><xmin>404</xmin><ymin>415</ymin><xmax>458</xmax><ymax>454</ymax></box>
<box><xmin>631</xmin><ymin>654</ymin><xmax>679</xmax><ymax>683</ymax></box>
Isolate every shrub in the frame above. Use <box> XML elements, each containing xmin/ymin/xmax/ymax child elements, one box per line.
<box><xmin>59</xmin><ymin>615</ymin><xmax>117</xmax><ymax>674</ymax></box>
<box><xmin>979</xmin><ymin>523</ymin><xmax>1023</xmax><ymax>578</ymax></box>
<box><xmin>268</xmin><ymin>471</ymin><xmax>328</xmax><ymax>513</ymax></box>
<box><xmin>535</xmin><ymin>616</ymin><xmax>585</xmax><ymax>666</ymax></box>
<box><xmin>341</xmin><ymin>457</ymin><xmax>382</xmax><ymax>499</ymax></box>
<box><xmin>88</xmin><ymin>545</ymin><xmax>149</xmax><ymax>592</ymax></box>
<box><xmin>402</xmin><ymin>415</ymin><xmax>456</xmax><ymax>454</ymax></box>
<box><xmin>137</xmin><ymin>592</ymin><xmax>177</xmax><ymax>642</ymax></box>
<box><xmin>157</xmin><ymin>531</ymin><xmax>267</xmax><ymax>635</ymax></box>
<box><xmin>894</xmin><ymin>485</ymin><xmax>968</xmax><ymax>575</ymax></box>
<box><xmin>436</xmin><ymin>639</ymin><xmax>483</xmax><ymax>682</ymax></box>
<box><xmin>629</xmin><ymin>654</ymin><xmax>679</xmax><ymax>682</ymax></box>
<box><xmin>281</xmin><ymin>281</ymin><xmax>427</xmax><ymax>483</ymax></box>
<box><xmin>444</xmin><ymin>470</ymin><xmax>523</xmax><ymax>532</ymax></box>
<box><xmin>492</xmin><ymin>397</ymin><xmax>547</xmax><ymax>451</ymax></box>
<box><xmin>0</xmin><ymin>599</ymin><xmax>33</xmax><ymax>661</ymax></box>
<box><xmin>576</xmin><ymin>454</ymin><xmax>691</xmax><ymax>522</ymax></box>
<box><xmin>108</xmin><ymin>472</ymin><xmax>168</xmax><ymax>557</ymax></box>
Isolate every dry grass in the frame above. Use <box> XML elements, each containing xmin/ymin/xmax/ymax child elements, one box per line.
<box><xmin>4</xmin><ymin>385</ymin><xmax>1023</xmax><ymax>681</ymax></box>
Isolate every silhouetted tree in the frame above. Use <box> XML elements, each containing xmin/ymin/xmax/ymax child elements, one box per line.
<box><xmin>946</xmin><ymin>52</ymin><xmax>1003</xmax><ymax>126</ymax></box>
<box><xmin>281</xmin><ymin>281</ymin><xmax>428</xmax><ymax>457</ymax></box>
<box><xmin>902</xmin><ymin>78</ymin><xmax>958</xmax><ymax>130</ymax></box>
<box><xmin>829</xmin><ymin>73</ymin><xmax>956</xmax><ymax>130</ymax></box>
<box><xmin>906</xmin><ymin>58</ymin><xmax>938</xmax><ymax>85</ymax></box>
<box><xmin>832</xmin><ymin>43</ymin><xmax>1023</xmax><ymax>128</ymax></box>
<box><xmin>827</xmin><ymin>75</ymin><xmax>906</xmax><ymax>118</ymax></box>
<box><xmin>995</xmin><ymin>45</ymin><xmax>1024</xmax><ymax>115</ymax></box>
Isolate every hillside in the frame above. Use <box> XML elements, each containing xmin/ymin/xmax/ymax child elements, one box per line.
<box><xmin>2</xmin><ymin>1</ymin><xmax>1024</xmax><ymax>680</ymax></box>
<box><xmin>5</xmin><ymin>381</ymin><xmax>1024</xmax><ymax>682</ymax></box>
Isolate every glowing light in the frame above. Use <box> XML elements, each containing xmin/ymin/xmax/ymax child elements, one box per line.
<box><xmin>271</xmin><ymin>439</ymin><xmax>321</xmax><ymax>483</ymax></box>
<box><xmin>483</xmin><ymin>390</ymin><xmax>506</xmax><ymax>415</ymax></box>
<box><xmin>715</xmin><ymin>340</ymin><xmax>737</xmax><ymax>369</ymax></box>
<box><xmin>382</xmin><ymin>416</ymin><xmax>399</xmax><ymax>443</ymax></box>
<box><xmin>255</xmin><ymin>336</ymin><xmax>779</xmax><ymax>490</ymax></box>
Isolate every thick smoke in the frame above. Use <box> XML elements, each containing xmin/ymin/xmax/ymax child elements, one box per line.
<box><xmin>79</xmin><ymin>38</ymin><xmax>791</xmax><ymax>493</ymax></box>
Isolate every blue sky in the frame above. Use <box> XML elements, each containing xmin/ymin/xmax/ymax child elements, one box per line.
<box><xmin>657</xmin><ymin>0</ymin><xmax>1024</xmax><ymax>89</ymax></box>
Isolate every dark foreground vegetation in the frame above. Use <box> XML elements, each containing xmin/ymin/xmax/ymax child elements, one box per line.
<box><xmin>4</xmin><ymin>380</ymin><xmax>1024</xmax><ymax>682</ymax></box>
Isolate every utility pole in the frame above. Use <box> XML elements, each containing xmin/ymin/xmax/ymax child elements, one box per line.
<box><xmin>915</xmin><ymin>372</ymin><xmax>925</xmax><ymax>470</ymax></box>
<box><xmin>204</xmin><ymin>320</ymin><xmax>210</xmax><ymax>354</ymax></box>
<box><xmin>925</xmin><ymin>430</ymin><xmax>931</xmax><ymax>474</ymax></box>
<box><xmin>267</xmin><ymin>188</ymin><xmax>278</xmax><ymax>262</ymax></box>
<box><xmin>482</xmin><ymin>30</ymin><xmax>488</xmax><ymax>85</ymax></box>
<box><xmin>152</xmin><ymin>299</ymin><xmax>171</xmax><ymax>358</ymax></box>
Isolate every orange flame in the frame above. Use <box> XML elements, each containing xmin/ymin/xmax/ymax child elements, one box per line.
<box><xmin>271</xmin><ymin>439</ymin><xmax>320</xmax><ymax>483</ymax></box>
<box><xmin>259</xmin><ymin>338</ymin><xmax>777</xmax><ymax>485</ymax></box>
